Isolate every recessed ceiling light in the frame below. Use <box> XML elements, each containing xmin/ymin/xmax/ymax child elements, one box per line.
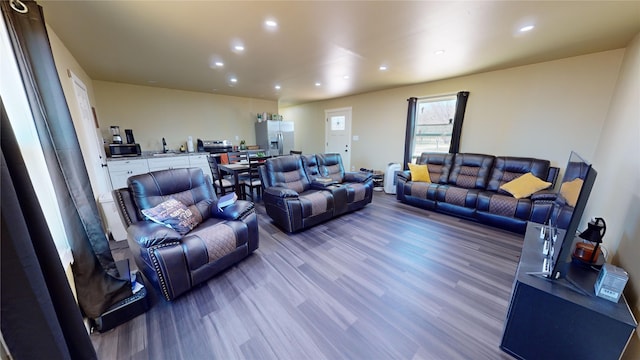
<box><xmin>315</xmin><ymin>82</ymin><xmax>321</xmax><ymax>87</ymax></box>
<box><xmin>147</xmin><ymin>80</ymin><xmax>157</xmax><ymax>84</ymax></box>
<box><xmin>343</xmin><ymin>75</ymin><xmax>350</xmax><ymax>80</ymax></box>
<box><xmin>230</xmin><ymin>77</ymin><xmax>238</xmax><ymax>83</ymax></box>
<box><xmin>265</xmin><ymin>20</ymin><xmax>278</xmax><ymax>28</ymax></box>
<box><xmin>434</xmin><ymin>50</ymin><xmax>445</xmax><ymax>55</ymax></box>
<box><xmin>274</xmin><ymin>85</ymin><xmax>281</xmax><ymax>90</ymax></box>
<box><xmin>234</xmin><ymin>45</ymin><xmax>245</xmax><ymax>51</ymax></box>
<box><xmin>214</xmin><ymin>61</ymin><xmax>224</xmax><ymax>67</ymax></box>
<box><xmin>520</xmin><ymin>25</ymin><xmax>535</xmax><ymax>32</ymax></box>
<box><xmin>379</xmin><ymin>65</ymin><xmax>388</xmax><ymax>71</ymax></box>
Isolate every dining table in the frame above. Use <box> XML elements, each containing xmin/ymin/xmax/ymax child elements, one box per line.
<box><xmin>218</xmin><ymin>156</ymin><xmax>270</xmax><ymax>200</ymax></box>
<box><xmin>217</xmin><ymin>162</ymin><xmax>250</xmax><ymax>199</ymax></box>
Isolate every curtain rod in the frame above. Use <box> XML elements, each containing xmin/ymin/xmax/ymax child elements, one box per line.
<box><xmin>10</xmin><ymin>0</ymin><xmax>28</xmax><ymax>14</ymax></box>
<box><xmin>417</xmin><ymin>92</ymin><xmax>457</xmax><ymax>101</ymax></box>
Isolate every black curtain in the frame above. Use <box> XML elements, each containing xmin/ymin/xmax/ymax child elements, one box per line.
<box><xmin>403</xmin><ymin>97</ymin><xmax>418</xmax><ymax>169</ymax></box>
<box><xmin>1</xmin><ymin>0</ymin><xmax>130</xmax><ymax>322</ymax></box>
<box><xmin>404</xmin><ymin>91</ymin><xmax>470</xmax><ymax>165</ymax></box>
<box><xmin>1</xmin><ymin>99</ymin><xmax>97</xmax><ymax>359</ymax></box>
<box><xmin>449</xmin><ymin>91</ymin><xmax>469</xmax><ymax>154</ymax></box>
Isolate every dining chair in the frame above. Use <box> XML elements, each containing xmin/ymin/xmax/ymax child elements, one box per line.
<box><xmin>207</xmin><ymin>155</ymin><xmax>236</xmax><ymax>196</ymax></box>
<box><xmin>242</xmin><ymin>151</ymin><xmax>264</xmax><ymax>201</ymax></box>
<box><xmin>227</xmin><ymin>151</ymin><xmax>247</xmax><ymax>164</ymax></box>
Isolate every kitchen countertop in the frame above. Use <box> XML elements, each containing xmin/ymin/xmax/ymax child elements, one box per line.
<box><xmin>107</xmin><ymin>151</ymin><xmax>209</xmax><ymax>161</ymax></box>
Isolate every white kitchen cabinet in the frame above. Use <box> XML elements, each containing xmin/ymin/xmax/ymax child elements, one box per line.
<box><xmin>106</xmin><ymin>158</ymin><xmax>149</xmax><ymax>189</ymax></box>
<box><xmin>147</xmin><ymin>156</ymin><xmax>190</xmax><ymax>172</ymax></box>
<box><xmin>188</xmin><ymin>153</ymin><xmax>213</xmax><ymax>181</ymax></box>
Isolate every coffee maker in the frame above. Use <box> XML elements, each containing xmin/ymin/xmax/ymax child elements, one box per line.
<box><xmin>110</xmin><ymin>126</ymin><xmax>123</xmax><ymax>144</ymax></box>
<box><xmin>125</xmin><ymin>129</ymin><xmax>135</xmax><ymax>144</ymax></box>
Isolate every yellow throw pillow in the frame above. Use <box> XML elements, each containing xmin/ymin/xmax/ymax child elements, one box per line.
<box><xmin>408</xmin><ymin>163</ymin><xmax>431</xmax><ymax>183</ymax></box>
<box><xmin>500</xmin><ymin>172</ymin><xmax>552</xmax><ymax>199</ymax></box>
<box><xmin>560</xmin><ymin>178</ymin><xmax>584</xmax><ymax>207</ymax></box>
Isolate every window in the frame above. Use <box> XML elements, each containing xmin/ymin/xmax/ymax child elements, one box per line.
<box><xmin>404</xmin><ymin>92</ymin><xmax>469</xmax><ymax>166</ymax></box>
<box><xmin>0</xmin><ymin>14</ymin><xmax>73</xmax><ymax>266</ymax></box>
<box><xmin>412</xmin><ymin>95</ymin><xmax>456</xmax><ymax>160</ymax></box>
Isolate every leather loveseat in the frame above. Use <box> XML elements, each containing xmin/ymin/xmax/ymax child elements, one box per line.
<box><xmin>396</xmin><ymin>153</ymin><xmax>559</xmax><ymax>233</ymax></box>
<box><xmin>114</xmin><ymin>167</ymin><xmax>259</xmax><ymax>301</ymax></box>
<box><xmin>259</xmin><ymin>153</ymin><xmax>373</xmax><ymax>232</ymax></box>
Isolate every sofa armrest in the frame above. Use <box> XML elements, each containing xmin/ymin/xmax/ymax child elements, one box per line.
<box><xmin>128</xmin><ymin>221</ymin><xmax>182</xmax><ymax>248</ymax></box>
<box><xmin>396</xmin><ymin>170</ymin><xmax>411</xmax><ymax>182</ymax></box>
<box><xmin>264</xmin><ymin>186</ymin><xmax>299</xmax><ymax>198</ymax></box>
<box><xmin>531</xmin><ymin>190</ymin><xmax>557</xmax><ymax>201</ymax></box>
<box><xmin>344</xmin><ymin>171</ymin><xmax>372</xmax><ymax>182</ymax></box>
<box><xmin>211</xmin><ymin>200</ymin><xmax>255</xmax><ymax>221</ymax></box>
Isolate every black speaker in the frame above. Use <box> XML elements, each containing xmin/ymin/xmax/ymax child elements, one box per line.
<box><xmin>91</xmin><ymin>261</ymin><xmax>150</xmax><ymax>333</ymax></box>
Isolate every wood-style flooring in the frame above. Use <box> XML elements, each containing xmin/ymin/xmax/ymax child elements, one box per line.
<box><xmin>94</xmin><ymin>192</ymin><xmax>522</xmax><ymax>359</ymax></box>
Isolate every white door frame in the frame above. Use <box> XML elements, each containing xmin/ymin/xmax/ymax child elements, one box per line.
<box><xmin>324</xmin><ymin>107</ymin><xmax>352</xmax><ymax>171</ymax></box>
<box><xmin>68</xmin><ymin>70</ymin><xmax>111</xmax><ymax>197</ymax></box>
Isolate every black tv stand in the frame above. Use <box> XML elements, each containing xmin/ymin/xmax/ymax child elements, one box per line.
<box><xmin>500</xmin><ymin>222</ymin><xmax>637</xmax><ymax>360</ymax></box>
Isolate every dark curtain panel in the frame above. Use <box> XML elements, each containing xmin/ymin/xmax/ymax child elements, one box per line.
<box><xmin>449</xmin><ymin>91</ymin><xmax>470</xmax><ymax>154</ymax></box>
<box><xmin>1</xmin><ymin>0</ymin><xmax>131</xmax><ymax>319</ymax></box>
<box><xmin>1</xmin><ymin>99</ymin><xmax>97</xmax><ymax>359</ymax></box>
<box><xmin>403</xmin><ymin>97</ymin><xmax>418</xmax><ymax>169</ymax></box>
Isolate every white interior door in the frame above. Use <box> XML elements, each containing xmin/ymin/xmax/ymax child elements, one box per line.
<box><xmin>69</xmin><ymin>71</ymin><xmax>111</xmax><ymax>196</ymax></box>
<box><xmin>325</xmin><ymin>107</ymin><xmax>352</xmax><ymax>171</ymax></box>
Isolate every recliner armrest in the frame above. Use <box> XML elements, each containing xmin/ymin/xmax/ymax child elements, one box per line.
<box><xmin>264</xmin><ymin>186</ymin><xmax>299</xmax><ymax>198</ymax></box>
<box><xmin>396</xmin><ymin>170</ymin><xmax>410</xmax><ymax>182</ymax></box>
<box><xmin>344</xmin><ymin>171</ymin><xmax>372</xmax><ymax>182</ymax></box>
<box><xmin>128</xmin><ymin>221</ymin><xmax>182</xmax><ymax>248</ymax></box>
<box><xmin>211</xmin><ymin>200</ymin><xmax>255</xmax><ymax>221</ymax></box>
<box><xmin>531</xmin><ymin>190</ymin><xmax>557</xmax><ymax>201</ymax></box>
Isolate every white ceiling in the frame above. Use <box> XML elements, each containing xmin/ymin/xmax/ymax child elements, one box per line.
<box><xmin>39</xmin><ymin>1</ymin><xmax>640</xmax><ymax>107</ymax></box>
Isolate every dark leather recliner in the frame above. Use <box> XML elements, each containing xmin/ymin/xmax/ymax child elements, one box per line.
<box><xmin>315</xmin><ymin>153</ymin><xmax>374</xmax><ymax>213</ymax></box>
<box><xmin>113</xmin><ymin>168</ymin><xmax>258</xmax><ymax>300</ymax></box>
<box><xmin>259</xmin><ymin>154</ymin><xmax>373</xmax><ymax>232</ymax></box>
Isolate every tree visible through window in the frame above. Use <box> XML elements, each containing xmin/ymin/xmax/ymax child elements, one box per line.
<box><xmin>411</xmin><ymin>95</ymin><xmax>456</xmax><ymax>161</ymax></box>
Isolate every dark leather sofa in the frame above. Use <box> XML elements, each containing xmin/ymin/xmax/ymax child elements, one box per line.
<box><xmin>396</xmin><ymin>153</ymin><xmax>559</xmax><ymax>233</ymax></box>
<box><xmin>113</xmin><ymin>168</ymin><xmax>258</xmax><ymax>301</ymax></box>
<box><xmin>259</xmin><ymin>153</ymin><xmax>373</xmax><ymax>232</ymax></box>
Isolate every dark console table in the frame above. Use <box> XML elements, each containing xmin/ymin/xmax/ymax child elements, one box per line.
<box><xmin>501</xmin><ymin>222</ymin><xmax>637</xmax><ymax>360</ymax></box>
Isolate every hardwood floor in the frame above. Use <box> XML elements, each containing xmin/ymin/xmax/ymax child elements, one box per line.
<box><xmin>95</xmin><ymin>192</ymin><xmax>522</xmax><ymax>359</ymax></box>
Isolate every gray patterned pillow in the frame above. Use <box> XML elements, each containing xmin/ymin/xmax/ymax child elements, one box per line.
<box><xmin>141</xmin><ymin>198</ymin><xmax>202</xmax><ymax>235</ymax></box>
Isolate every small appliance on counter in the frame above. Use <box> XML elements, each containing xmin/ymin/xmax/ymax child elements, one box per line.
<box><xmin>125</xmin><ymin>129</ymin><xmax>135</xmax><ymax>144</ymax></box>
<box><xmin>106</xmin><ymin>143</ymin><xmax>141</xmax><ymax>158</ymax></box>
<box><xmin>196</xmin><ymin>139</ymin><xmax>233</xmax><ymax>154</ymax></box>
<box><xmin>110</xmin><ymin>126</ymin><xmax>123</xmax><ymax>144</ymax></box>
<box><xmin>187</xmin><ymin>136</ymin><xmax>194</xmax><ymax>153</ymax></box>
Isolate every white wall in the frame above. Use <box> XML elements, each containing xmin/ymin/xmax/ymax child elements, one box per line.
<box><xmin>93</xmin><ymin>82</ymin><xmax>278</xmax><ymax>152</ymax></box>
<box><xmin>279</xmin><ymin>49</ymin><xmax>624</xmax><ymax>173</ymax></box>
<box><xmin>584</xmin><ymin>34</ymin><xmax>640</xmax><ymax>359</ymax></box>
<box><xmin>47</xmin><ymin>26</ymin><xmax>114</xmax><ymax>199</ymax></box>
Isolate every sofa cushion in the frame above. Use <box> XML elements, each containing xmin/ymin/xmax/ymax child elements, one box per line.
<box><xmin>263</xmin><ymin>155</ymin><xmax>311</xmax><ymax>193</ymax></box>
<box><xmin>185</xmin><ymin>221</ymin><xmax>238</xmax><ymax>266</ymax></box>
<box><xmin>141</xmin><ymin>198</ymin><xmax>202</xmax><ymax>235</ymax></box>
<box><xmin>129</xmin><ymin>168</ymin><xmax>214</xmax><ymax>215</ymax></box>
<box><xmin>560</xmin><ymin>178</ymin><xmax>583</xmax><ymax>207</ymax></box>
<box><xmin>487</xmin><ymin>156</ymin><xmax>551</xmax><ymax>193</ymax></box>
<box><xmin>317</xmin><ymin>153</ymin><xmax>346</xmax><ymax>182</ymax></box>
<box><xmin>408</xmin><ymin>163</ymin><xmax>431</xmax><ymax>182</ymax></box>
<box><xmin>301</xmin><ymin>154</ymin><xmax>320</xmax><ymax>181</ymax></box>
<box><xmin>448</xmin><ymin>153</ymin><xmax>495</xmax><ymax>189</ymax></box>
<box><xmin>500</xmin><ymin>172</ymin><xmax>552</xmax><ymax>199</ymax></box>
<box><xmin>416</xmin><ymin>153</ymin><xmax>454</xmax><ymax>184</ymax></box>
<box><xmin>299</xmin><ymin>191</ymin><xmax>333</xmax><ymax>217</ymax></box>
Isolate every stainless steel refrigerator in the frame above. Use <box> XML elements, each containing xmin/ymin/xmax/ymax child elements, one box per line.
<box><xmin>255</xmin><ymin>120</ymin><xmax>294</xmax><ymax>156</ymax></box>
